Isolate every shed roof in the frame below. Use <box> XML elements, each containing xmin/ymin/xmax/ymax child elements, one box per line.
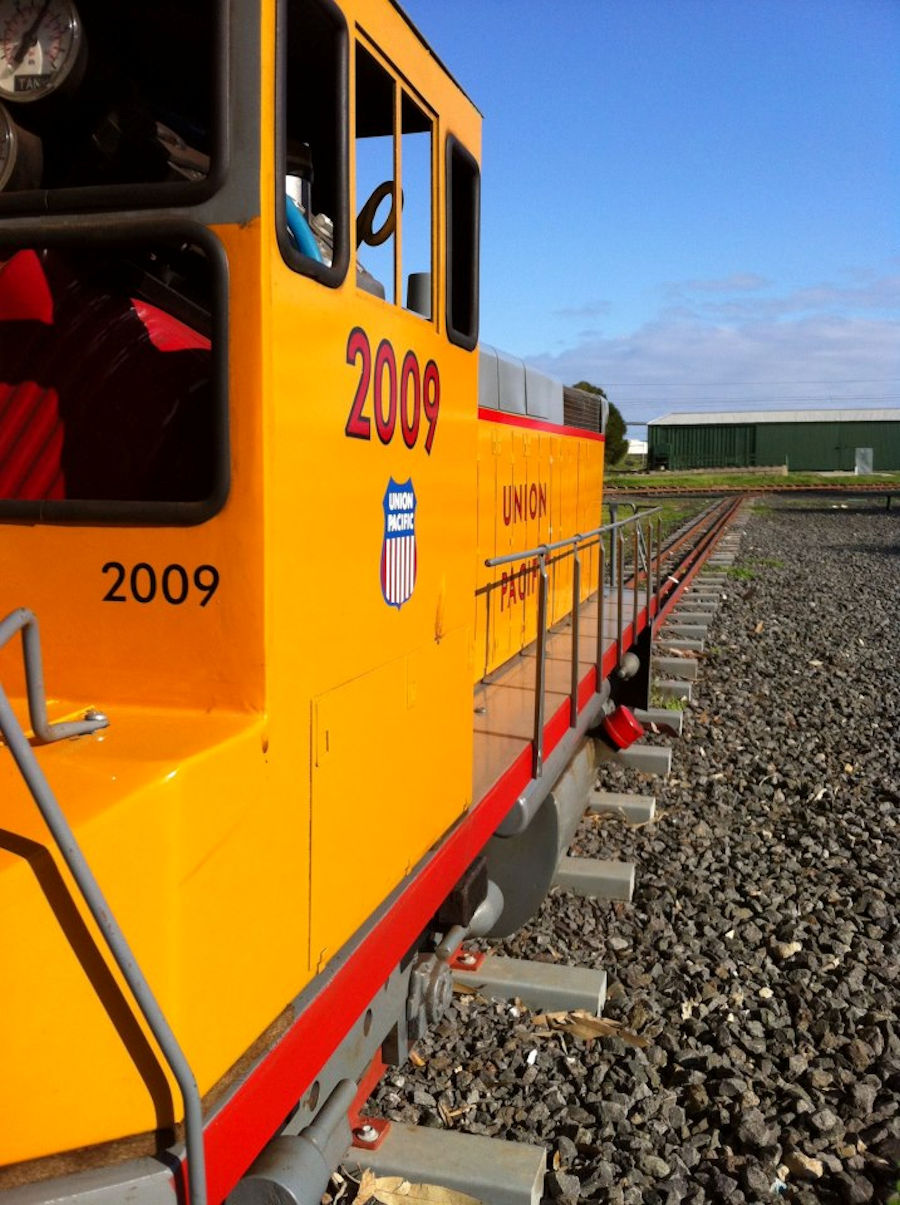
<box><xmin>648</xmin><ymin>409</ymin><xmax>900</xmax><ymax>427</ymax></box>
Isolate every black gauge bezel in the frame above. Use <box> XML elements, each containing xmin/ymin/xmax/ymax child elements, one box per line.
<box><xmin>0</xmin><ymin>0</ymin><xmax>84</xmax><ymax>105</ymax></box>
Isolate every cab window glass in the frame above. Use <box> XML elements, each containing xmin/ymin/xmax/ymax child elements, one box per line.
<box><xmin>0</xmin><ymin>0</ymin><xmax>222</xmax><ymax>210</ymax></box>
<box><xmin>355</xmin><ymin>42</ymin><xmax>394</xmax><ymax>302</ymax></box>
<box><xmin>355</xmin><ymin>40</ymin><xmax>433</xmax><ymax>317</ymax></box>
<box><xmin>280</xmin><ymin>0</ymin><xmax>348</xmax><ymax>285</ymax></box>
<box><xmin>401</xmin><ymin>92</ymin><xmax>432</xmax><ymax>319</ymax></box>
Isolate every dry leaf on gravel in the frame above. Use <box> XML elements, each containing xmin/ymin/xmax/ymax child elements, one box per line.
<box><xmin>357</xmin><ymin>1176</ymin><xmax>482</xmax><ymax>1205</ymax></box>
<box><xmin>532</xmin><ymin>1009</ymin><xmax>649</xmax><ymax>1047</ymax></box>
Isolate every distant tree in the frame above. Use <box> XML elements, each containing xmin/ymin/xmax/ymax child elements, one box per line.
<box><xmin>571</xmin><ymin>380</ymin><xmax>627</xmax><ymax>466</ymax></box>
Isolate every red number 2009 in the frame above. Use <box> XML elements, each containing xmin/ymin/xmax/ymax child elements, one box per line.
<box><xmin>345</xmin><ymin>328</ymin><xmax>440</xmax><ymax>454</ymax></box>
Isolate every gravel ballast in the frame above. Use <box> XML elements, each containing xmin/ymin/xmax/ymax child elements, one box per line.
<box><xmin>370</xmin><ymin>500</ymin><xmax>900</xmax><ymax>1204</ymax></box>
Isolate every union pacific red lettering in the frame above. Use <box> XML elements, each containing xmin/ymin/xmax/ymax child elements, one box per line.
<box><xmin>502</xmin><ymin>481</ymin><xmax>549</xmax><ymax>526</ymax></box>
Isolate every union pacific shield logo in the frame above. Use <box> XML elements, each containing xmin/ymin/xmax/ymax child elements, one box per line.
<box><xmin>381</xmin><ymin>478</ymin><xmax>417</xmax><ymax>609</ymax></box>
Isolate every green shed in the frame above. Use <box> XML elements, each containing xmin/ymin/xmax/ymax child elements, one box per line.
<box><xmin>647</xmin><ymin>409</ymin><xmax>900</xmax><ymax>473</ymax></box>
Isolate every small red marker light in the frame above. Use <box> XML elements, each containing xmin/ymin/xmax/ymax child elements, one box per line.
<box><xmin>601</xmin><ymin>705</ymin><xmax>644</xmax><ymax>750</ymax></box>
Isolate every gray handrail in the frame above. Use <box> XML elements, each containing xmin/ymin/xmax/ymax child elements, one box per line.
<box><xmin>483</xmin><ymin>509</ymin><xmax>661</xmax><ymax>778</ymax></box>
<box><xmin>0</xmin><ymin>608</ymin><xmax>207</xmax><ymax>1205</ymax></box>
<box><xmin>484</xmin><ymin>507</ymin><xmax>662</xmax><ymax>570</ymax></box>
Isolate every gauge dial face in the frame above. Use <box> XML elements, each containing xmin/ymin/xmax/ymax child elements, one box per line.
<box><xmin>0</xmin><ymin>0</ymin><xmax>82</xmax><ymax>103</ymax></box>
<box><xmin>0</xmin><ymin>101</ymin><xmax>15</xmax><ymax>187</ymax></box>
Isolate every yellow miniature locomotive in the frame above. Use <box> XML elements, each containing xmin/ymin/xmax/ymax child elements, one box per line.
<box><xmin>0</xmin><ymin>2</ymin><xmax>619</xmax><ymax>1201</ymax></box>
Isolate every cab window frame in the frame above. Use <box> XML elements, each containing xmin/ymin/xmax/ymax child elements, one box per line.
<box><xmin>445</xmin><ymin>133</ymin><xmax>480</xmax><ymax>351</ymax></box>
<box><xmin>275</xmin><ymin>0</ymin><xmax>350</xmax><ymax>288</ymax></box>
<box><xmin>353</xmin><ymin>34</ymin><xmax>437</xmax><ymax>320</ymax></box>
<box><xmin>0</xmin><ymin>0</ymin><xmax>228</xmax><ymax>218</ymax></box>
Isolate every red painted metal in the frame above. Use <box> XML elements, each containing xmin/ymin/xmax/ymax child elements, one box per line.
<box><xmin>601</xmin><ymin>706</ymin><xmax>644</xmax><ymax>750</ymax></box>
<box><xmin>477</xmin><ymin>406</ymin><xmax>605</xmax><ymax>443</ymax></box>
<box><xmin>449</xmin><ymin>948</ymin><xmax>485</xmax><ymax>972</ymax></box>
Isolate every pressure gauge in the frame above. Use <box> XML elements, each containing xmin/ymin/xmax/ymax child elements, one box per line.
<box><xmin>0</xmin><ymin>100</ymin><xmax>42</xmax><ymax>188</ymax></box>
<box><xmin>0</xmin><ymin>0</ymin><xmax>84</xmax><ymax>104</ymax></box>
<box><xmin>0</xmin><ymin>100</ymin><xmax>15</xmax><ymax>187</ymax></box>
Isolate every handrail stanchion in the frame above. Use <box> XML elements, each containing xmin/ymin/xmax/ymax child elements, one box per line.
<box><xmin>655</xmin><ymin>516</ymin><xmax>663</xmax><ymax>620</ymax></box>
<box><xmin>532</xmin><ymin>550</ymin><xmax>549</xmax><ymax>777</ymax></box>
<box><xmin>608</xmin><ymin>502</ymin><xmax>618</xmax><ymax>587</ymax></box>
<box><xmin>570</xmin><ymin>541</ymin><xmax>581</xmax><ymax>726</ymax></box>
<box><xmin>616</xmin><ymin>534</ymin><xmax>625</xmax><ymax>668</ymax></box>
<box><xmin>632</xmin><ymin>526</ymin><xmax>640</xmax><ymax>639</ymax></box>
<box><xmin>596</xmin><ymin>542</ymin><xmax>606</xmax><ymax>682</ymax></box>
<box><xmin>645</xmin><ymin>520</ymin><xmax>653</xmax><ymax>624</ymax></box>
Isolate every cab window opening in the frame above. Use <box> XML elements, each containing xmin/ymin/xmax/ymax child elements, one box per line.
<box><xmin>355</xmin><ymin>40</ymin><xmax>434</xmax><ymax>317</ymax></box>
<box><xmin>279</xmin><ymin>0</ymin><xmax>349</xmax><ymax>285</ymax></box>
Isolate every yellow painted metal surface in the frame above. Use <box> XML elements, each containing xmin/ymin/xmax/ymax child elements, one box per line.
<box><xmin>0</xmin><ymin>0</ymin><xmax>481</xmax><ymax>1176</ymax></box>
<box><xmin>473</xmin><ymin>416</ymin><xmax>605</xmax><ymax>681</ymax></box>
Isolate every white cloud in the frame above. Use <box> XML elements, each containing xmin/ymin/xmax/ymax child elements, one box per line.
<box><xmin>527</xmin><ymin>312</ymin><xmax>900</xmax><ymax>426</ymax></box>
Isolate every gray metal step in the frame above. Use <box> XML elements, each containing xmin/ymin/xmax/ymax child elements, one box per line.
<box><xmin>554</xmin><ymin>856</ymin><xmax>635</xmax><ymax>902</ymax></box>
<box><xmin>633</xmin><ymin>707</ymin><xmax>683</xmax><ymax>735</ymax></box>
<box><xmin>617</xmin><ymin>742</ymin><xmax>672</xmax><ymax>775</ymax></box>
<box><xmin>344</xmin><ymin>1125</ymin><xmax>547</xmax><ymax>1205</ymax></box>
<box><xmin>654</xmin><ymin>655</ymin><xmax>699</xmax><ymax>680</ymax></box>
<box><xmin>656</xmin><ymin>637</ymin><xmax>704</xmax><ymax>652</ymax></box>
<box><xmin>452</xmin><ymin>953</ymin><xmax>606</xmax><ymax>1014</ymax></box>
<box><xmin>662</xmin><ymin>623</ymin><xmax>708</xmax><ymax>639</ymax></box>
<box><xmin>655</xmin><ymin>679</ymin><xmax>692</xmax><ymax>701</ymax></box>
<box><xmin>669</xmin><ymin>611</ymin><xmax>713</xmax><ymax>626</ymax></box>
<box><xmin>589</xmin><ymin>789</ymin><xmax>657</xmax><ymax>823</ymax></box>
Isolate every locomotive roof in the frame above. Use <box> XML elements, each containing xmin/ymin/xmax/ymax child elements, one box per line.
<box><xmin>389</xmin><ymin>1</ymin><xmax>482</xmax><ymax>113</ymax></box>
<box><xmin>649</xmin><ymin>409</ymin><xmax>900</xmax><ymax>426</ymax></box>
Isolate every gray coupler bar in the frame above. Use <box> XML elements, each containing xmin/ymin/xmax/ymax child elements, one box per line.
<box><xmin>344</xmin><ymin>1126</ymin><xmax>547</xmax><ymax>1205</ymax></box>
<box><xmin>453</xmin><ymin>953</ymin><xmax>607</xmax><ymax>1014</ymax></box>
<box><xmin>554</xmin><ymin>856</ymin><xmax>635</xmax><ymax>902</ymax></box>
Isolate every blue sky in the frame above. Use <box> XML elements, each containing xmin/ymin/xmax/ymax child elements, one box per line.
<box><xmin>402</xmin><ymin>0</ymin><xmax>899</xmax><ymax>428</ymax></box>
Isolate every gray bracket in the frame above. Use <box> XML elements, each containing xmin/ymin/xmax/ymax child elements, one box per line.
<box><xmin>654</xmin><ymin>656</ymin><xmax>699</xmax><ymax>681</ymax></box>
<box><xmin>452</xmin><ymin>953</ymin><xmax>607</xmax><ymax>1014</ymax></box>
<box><xmin>343</xmin><ymin>1125</ymin><xmax>547</xmax><ymax>1205</ymax></box>
<box><xmin>554</xmin><ymin>856</ymin><xmax>635</xmax><ymax>901</ymax></box>
<box><xmin>616</xmin><ymin>742</ymin><xmax>672</xmax><ymax>775</ymax></box>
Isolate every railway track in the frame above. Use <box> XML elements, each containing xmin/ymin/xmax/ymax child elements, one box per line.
<box><xmin>330</xmin><ymin>500</ymin><xmax>749</xmax><ymax>1203</ymax></box>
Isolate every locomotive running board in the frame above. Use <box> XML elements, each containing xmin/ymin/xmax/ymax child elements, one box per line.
<box><xmin>344</xmin><ymin>1125</ymin><xmax>546</xmax><ymax>1205</ymax></box>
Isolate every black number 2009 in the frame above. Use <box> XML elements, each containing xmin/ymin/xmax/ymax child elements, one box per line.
<box><xmin>102</xmin><ymin>562</ymin><xmax>220</xmax><ymax>607</ymax></box>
